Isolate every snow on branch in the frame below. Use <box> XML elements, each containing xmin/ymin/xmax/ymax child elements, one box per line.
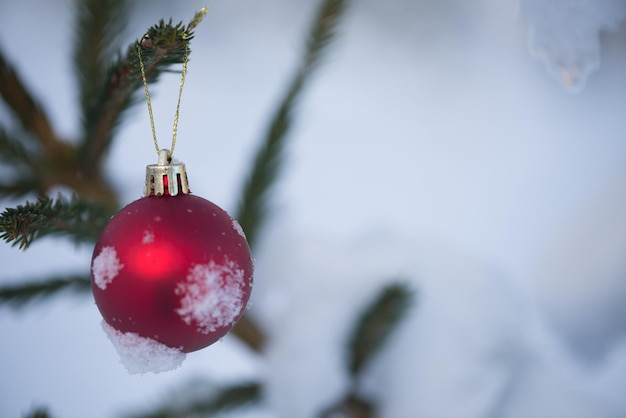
<box><xmin>520</xmin><ymin>0</ymin><xmax>626</xmax><ymax>91</ymax></box>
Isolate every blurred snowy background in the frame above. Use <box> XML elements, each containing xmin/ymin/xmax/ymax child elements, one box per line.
<box><xmin>2</xmin><ymin>0</ymin><xmax>626</xmax><ymax>417</ymax></box>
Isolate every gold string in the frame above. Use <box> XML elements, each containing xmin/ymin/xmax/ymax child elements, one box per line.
<box><xmin>170</xmin><ymin>37</ymin><xmax>189</xmax><ymax>158</ymax></box>
<box><xmin>137</xmin><ymin>35</ymin><xmax>190</xmax><ymax>160</ymax></box>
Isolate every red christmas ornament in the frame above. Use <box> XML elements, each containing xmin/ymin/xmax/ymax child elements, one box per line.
<box><xmin>91</xmin><ymin>150</ymin><xmax>253</xmax><ymax>372</ymax></box>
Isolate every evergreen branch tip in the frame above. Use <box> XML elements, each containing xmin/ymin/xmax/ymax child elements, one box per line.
<box><xmin>187</xmin><ymin>7</ymin><xmax>209</xmax><ymax>32</ymax></box>
<box><xmin>0</xmin><ymin>195</ymin><xmax>111</xmax><ymax>249</ymax></box>
<box><xmin>137</xmin><ymin>7</ymin><xmax>208</xmax><ymax>55</ymax></box>
<box><xmin>124</xmin><ymin>381</ymin><xmax>261</xmax><ymax>418</ymax></box>
<box><xmin>234</xmin><ymin>0</ymin><xmax>349</xmax><ymax>249</ymax></box>
<box><xmin>0</xmin><ymin>48</ymin><xmax>58</xmax><ymax>151</ymax></box>
<box><xmin>348</xmin><ymin>282</ymin><xmax>416</xmax><ymax>376</ymax></box>
<box><xmin>78</xmin><ymin>6</ymin><xmax>208</xmax><ymax>175</ymax></box>
<box><xmin>23</xmin><ymin>406</ymin><xmax>53</xmax><ymax>418</ymax></box>
<box><xmin>0</xmin><ymin>276</ymin><xmax>91</xmax><ymax>310</ymax></box>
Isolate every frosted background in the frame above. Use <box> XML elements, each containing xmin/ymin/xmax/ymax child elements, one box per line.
<box><xmin>2</xmin><ymin>0</ymin><xmax>626</xmax><ymax>417</ymax></box>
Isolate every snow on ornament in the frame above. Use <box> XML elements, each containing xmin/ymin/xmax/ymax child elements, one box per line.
<box><xmin>91</xmin><ymin>150</ymin><xmax>254</xmax><ymax>374</ymax></box>
<box><xmin>91</xmin><ymin>12</ymin><xmax>253</xmax><ymax>374</ymax></box>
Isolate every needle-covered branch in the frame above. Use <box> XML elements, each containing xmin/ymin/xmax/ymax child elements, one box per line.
<box><xmin>0</xmin><ymin>36</ymin><xmax>118</xmax><ymax>203</ymax></box>
<box><xmin>0</xmin><ymin>125</ymin><xmax>41</xmax><ymax>199</ymax></box>
<box><xmin>23</xmin><ymin>407</ymin><xmax>54</xmax><ymax>418</ymax></box>
<box><xmin>0</xmin><ymin>48</ymin><xmax>61</xmax><ymax>156</ymax></box>
<box><xmin>348</xmin><ymin>282</ymin><xmax>415</xmax><ymax>376</ymax></box>
<box><xmin>235</xmin><ymin>0</ymin><xmax>349</xmax><ymax>249</ymax></box>
<box><xmin>0</xmin><ymin>178</ymin><xmax>42</xmax><ymax>199</ymax></box>
<box><xmin>0</xmin><ymin>275</ymin><xmax>91</xmax><ymax>309</ymax></box>
<box><xmin>318</xmin><ymin>394</ymin><xmax>376</xmax><ymax>418</ymax></box>
<box><xmin>125</xmin><ymin>381</ymin><xmax>262</xmax><ymax>418</ymax></box>
<box><xmin>0</xmin><ymin>125</ymin><xmax>35</xmax><ymax>169</ymax></box>
<box><xmin>78</xmin><ymin>9</ymin><xmax>207</xmax><ymax>166</ymax></box>
<box><xmin>0</xmin><ymin>195</ymin><xmax>113</xmax><ymax>249</ymax></box>
<box><xmin>74</xmin><ymin>0</ymin><xmax>129</xmax><ymax>145</ymax></box>
<box><xmin>230</xmin><ymin>0</ymin><xmax>349</xmax><ymax>353</ymax></box>
<box><xmin>317</xmin><ymin>282</ymin><xmax>414</xmax><ymax>418</ymax></box>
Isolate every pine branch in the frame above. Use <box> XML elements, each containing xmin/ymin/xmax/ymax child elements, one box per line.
<box><xmin>234</xmin><ymin>0</ymin><xmax>349</xmax><ymax>249</ymax></box>
<box><xmin>0</xmin><ymin>47</ymin><xmax>116</xmax><ymax>204</ymax></box>
<box><xmin>0</xmin><ymin>195</ymin><xmax>112</xmax><ymax>249</ymax></box>
<box><xmin>230</xmin><ymin>314</ymin><xmax>266</xmax><ymax>352</ymax></box>
<box><xmin>229</xmin><ymin>0</ymin><xmax>348</xmax><ymax>354</ymax></box>
<box><xmin>0</xmin><ymin>275</ymin><xmax>90</xmax><ymax>309</ymax></box>
<box><xmin>347</xmin><ymin>282</ymin><xmax>415</xmax><ymax>376</ymax></box>
<box><xmin>318</xmin><ymin>283</ymin><xmax>414</xmax><ymax>418</ymax></box>
<box><xmin>23</xmin><ymin>407</ymin><xmax>54</xmax><ymax>418</ymax></box>
<box><xmin>78</xmin><ymin>10</ymin><xmax>206</xmax><ymax>166</ymax></box>
<box><xmin>195</xmin><ymin>382</ymin><xmax>261</xmax><ymax>413</ymax></box>
<box><xmin>0</xmin><ymin>124</ymin><xmax>42</xmax><ymax>198</ymax></box>
<box><xmin>0</xmin><ymin>48</ymin><xmax>61</xmax><ymax>156</ymax></box>
<box><xmin>0</xmin><ymin>124</ymin><xmax>35</xmax><ymax>168</ymax></box>
<box><xmin>74</xmin><ymin>0</ymin><xmax>129</xmax><ymax>144</ymax></box>
<box><xmin>318</xmin><ymin>394</ymin><xmax>375</xmax><ymax>418</ymax></box>
<box><xmin>0</xmin><ymin>177</ymin><xmax>43</xmax><ymax>199</ymax></box>
<box><xmin>125</xmin><ymin>382</ymin><xmax>262</xmax><ymax>418</ymax></box>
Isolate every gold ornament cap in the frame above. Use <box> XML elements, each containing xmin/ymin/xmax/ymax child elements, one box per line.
<box><xmin>145</xmin><ymin>149</ymin><xmax>190</xmax><ymax>196</ymax></box>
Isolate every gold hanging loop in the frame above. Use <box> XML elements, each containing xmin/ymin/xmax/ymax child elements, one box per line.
<box><xmin>136</xmin><ymin>26</ymin><xmax>196</xmax><ymax>159</ymax></box>
<box><xmin>136</xmin><ymin>8</ymin><xmax>208</xmax><ymax>159</ymax></box>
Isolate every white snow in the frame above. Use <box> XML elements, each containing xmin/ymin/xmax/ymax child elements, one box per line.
<box><xmin>232</xmin><ymin>219</ymin><xmax>247</xmax><ymax>239</ymax></box>
<box><xmin>101</xmin><ymin>321</ymin><xmax>186</xmax><ymax>375</ymax></box>
<box><xmin>142</xmin><ymin>230</ymin><xmax>155</xmax><ymax>244</ymax></box>
<box><xmin>6</xmin><ymin>1</ymin><xmax>626</xmax><ymax>418</ymax></box>
<box><xmin>519</xmin><ymin>0</ymin><xmax>626</xmax><ymax>91</ymax></box>
<box><xmin>91</xmin><ymin>246</ymin><xmax>124</xmax><ymax>290</ymax></box>
<box><xmin>175</xmin><ymin>259</ymin><xmax>247</xmax><ymax>333</ymax></box>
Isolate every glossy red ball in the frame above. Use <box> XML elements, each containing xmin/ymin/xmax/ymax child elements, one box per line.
<box><xmin>91</xmin><ymin>194</ymin><xmax>253</xmax><ymax>353</ymax></box>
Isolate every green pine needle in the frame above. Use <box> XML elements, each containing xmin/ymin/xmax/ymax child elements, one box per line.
<box><xmin>0</xmin><ymin>178</ymin><xmax>43</xmax><ymax>200</ymax></box>
<box><xmin>0</xmin><ymin>275</ymin><xmax>91</xmax><ymax>309</ymax></box>
<box><xmin>318</xmin><ymin>393</ymin><xmax>375</xmax><ymax>418</ymax></box>
<box><xmin>0</xmin><ymin>48</ymin><xmax>58</xmax><ymax>153</ymax></box>
<box><xmin>234</xmin><ymin>0</ymin><xmax>349</xmax><ymax>249</ymax></box>
<box><xmin>78</xmin><ymin>9</ymin><xmax>204</xmax><ymax>164</ymax></box>
<box><xmin>347</xmin><ymin>282</ymin><xmax>415</xmax><ymax>376</ymax></box>
<box><xmin>0</xmin><ymin>124</ymin><xmax>35</xmax><ymax>168</ymax></box>
<box><xmin>0</xmin><ymin>195</ymin><xmax>112</xmax><ymax>249</ymax></box>
<box><xmin>125</xmin><ymin>382</ymin><xmax>262</xmax><ymax>418</ymax></box>
<box><xmin>199</xmin><ymin>382</ymin><xmax>261</xmax><ymax>413</ymax></box>
<box><xmin>22</xmin><ymin>407</ymin><xmax>54</xmax><ymax>418</ymax></box>
<box><xmin>74</xmin><ymin>0</ymin><xmax>128</xmax><ymax>145</ymax></box>
<box><xmin>0</xmin><ymin>126</ymin><xmax>43</xmax><ymax>199</ymax></box>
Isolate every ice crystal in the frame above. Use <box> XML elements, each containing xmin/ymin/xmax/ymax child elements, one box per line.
<box><xmin>92</xmin><ymin>246</ymin><xmax>124</xmax><ymax>290</ymax></box>
<box><xmin>175</xmin><ymin>259</ymin><xmax>247</xmax><ymax>334</ymax></box>
<box><xmin>232</xmin><ymin>219</ymin><xmax>247</xmax><ymax>239</ymax></box>
<box><xmin>142</xmin><ymin>230</ymin><xmax>155</xmax><ymax>244</ymax></box>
